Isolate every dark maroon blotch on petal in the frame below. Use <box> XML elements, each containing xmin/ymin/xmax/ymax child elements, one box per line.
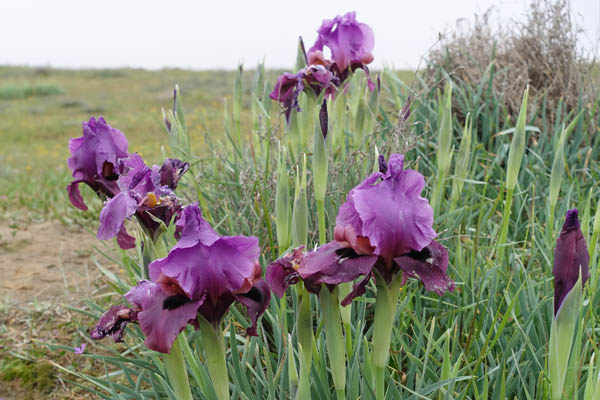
<box><xmin>394</xmin><ymin>240</ymin><xmax>454</xmax><ymax>295</ymax></box>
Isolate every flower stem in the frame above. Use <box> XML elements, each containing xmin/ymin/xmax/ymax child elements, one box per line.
<box><xmin>198</xmin><ymin>316</ymin><xmax>229</xmax><ymax>400</ymax></box>
<box><xmin>163</xmin><ymin>334</ymin><xmax>193</xmax><ymax>400</ymax></box>
<box><xmin>319</xmin><ymin>287</ymin><xmax>346</xmax><ymax>398</ymax></box>
<box><xmin>372</xmin><ymin>270</ymin><xmax>402</xmax><ymax>400</ymax></box>
<box><xmin>374</xmin><ymin>366</ymin><xmax>385</xmax><ymax>400</ymax></box>
<box><xmin>338</xmin><ymin>282</ymin><xmax>353</xmax><ymax>357</ymax></box>
<box><xmin>317</xmin><ymin>198</ymin><xmax>326</xmax><ymax>245</ymax></box>
<box><xmin>295</xmin><ymin>284</ymin><xmax>314</xmax><ymax>400</ymax></box>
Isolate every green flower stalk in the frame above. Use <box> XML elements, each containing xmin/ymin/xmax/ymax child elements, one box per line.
<box><xmin>276</xmin><ymin>149</ymin><xmax>292</xmax><ymax>255</ymax></box>
<box><xmin>162</xmin><ymin>334</ymin><xmax>194</xmax><ymax>400</ymax></box>
<box><xmin>291</xmin><ymin>155</ymin><xmax>312</xmax><ymax>399</ymax></box>
<box><xmin>292</xmin><ymin>155</ymin><xmax>309</xmax><ymax>248</ymax></box>
<box><xmin>313</xmin><ymin>115</ymin><xmax>328</xmax><ymax>245</ymax></box>
<box><xmin>331</xmin><ymin>91</ymin><xmax>347</xmax><ymax>153</ymax></box>
<box><xmin>498</xmin><ymin>87</ymin><xmax>529</xmax><ymax>261</ymax></box>
<box><xmin>338</xmin><ymin>281</ymin><xmax>354</xmax><ymax>356</ymax></box>
<box><xmin>296</xmin><ymin>283</ymin><xmax>314</xmax><ymax>400</ymax></box>
<box><xmin>430</xmin><ymin>82</ymin><xmax>453</xmax><ymax>217</ymax></box>
<box><xmin>549</xmin><ymin>274</ymin><xmax>583</xmax><ymax>400</ymax></box>
<box><xmin>198</xmin><ymin>317</ymin><xmax>229</xmax><ymax>400</ymax></box>
<box><xmin>319</xmin><ymin>286</ymin><xmax>346</xmax><ymax>400</ymax></box>
<box><xmin>372</xmin><ymin>270</ymin><xmax>403</xmax><ymax>400</ymax></box>
<box><xmin>300</xmin><ymin>93</ymin><xmax>317</xmax><ymax>152</ymax></box>
<box><xmin>287</xmin><ymin>334</ymin><xmax>299</xmax><ymax>397</ymax></box>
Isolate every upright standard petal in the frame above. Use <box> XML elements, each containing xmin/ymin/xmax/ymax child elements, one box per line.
<box><xmin>66</xmin><ymin>117</ymin><xmax>129</xmax><ymax>209</ymax></box>
<box><xmin>148</xmin><ymin>235</ymin><xmax>259</xmax><ymax>303</ymax></box>
<box><xmin>173</xmin><ymin>203</ymin><xmax>220</xmax><ymax>247</ymax></box>
<box><xmin>553</xmin><ymin>209</ymin><xmax>590</xmax><ymax>315</ymax></box>
<box><xmin>308</xmin><ymin>11</ymin><xmax>374</xmax><ymax>72</ymax></box>
<box><xmin>336</xmin><ymin>154</ymin><xmax>436</xmax><ymax>264</ymax></box>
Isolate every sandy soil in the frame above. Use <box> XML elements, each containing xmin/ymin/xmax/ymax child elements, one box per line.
<box><xmin>0</xmin><ymin>220</ymin><xmax>99</xmax><ymax>304</ymax></box>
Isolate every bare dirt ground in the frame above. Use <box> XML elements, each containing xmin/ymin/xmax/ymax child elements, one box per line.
<box><xmin>0</xmin><ymin>220</ymin><xmax>98</xmax><ymax>304</ymax></box>
<box><xmin>0</xmin><ymin>219</ymin><xmax>109</xmax><ymax>399</ymax></box>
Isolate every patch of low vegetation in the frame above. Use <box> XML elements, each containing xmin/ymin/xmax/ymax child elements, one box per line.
<box><xmin>426</xmin><ymin>0</ymin><xmax>597</xmax><ymax>131</ymax></box>
<box><xmin>0</xmin><ymin>83</ymin><xmax>64</xmax><ymax>100</ymax></box>
<box><xmin>0</xmin><ymin>356</ymin><xmax>56</xmax><ymax>393</ymax></box>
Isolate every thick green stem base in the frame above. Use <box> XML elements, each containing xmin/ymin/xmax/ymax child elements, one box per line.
<box><xmin>198</xmin><ymin>317</ymin><xmax>229</xmax><ymax>400</ymax></box>
<box><xmin>163</xmin><ymin>334</ymin><xmax>193</xmax><ymax>400</ymax></box>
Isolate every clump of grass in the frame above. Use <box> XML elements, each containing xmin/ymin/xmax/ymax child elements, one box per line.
<box><xmin>0</xmin><ymin>357</ymin><xmax>56</xmax><ymax>393</ymax></box>
<box><xmin>427</xmin><ymin>0</ymin><xmax>597</xmax><ymax>128</ymax></box>
<box><xmin>0</xmin><ymin>83</ymin><xmax>64</xmax><ymax>100</ymax></box>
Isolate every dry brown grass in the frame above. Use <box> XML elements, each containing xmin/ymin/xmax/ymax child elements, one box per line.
<box><xmin>427</xmin><ymin>0</ymin><xmax>598</xmax><ymax>127</ymax></box>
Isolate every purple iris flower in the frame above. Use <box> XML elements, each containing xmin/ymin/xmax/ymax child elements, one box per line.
<box><xmin>553</xmin><ymin>209</ymin><xmax>590</xmax><ymax>315</ymax></box>
<box><xmin>271</xmin><ymin>12</ymin><xmax>374</xmax><ymax>121</ymax></box>
<box><xmin>308</xmin><ymin>11</ymin><xmax>374</xmax><ymax>73</ymax></box>
<box><xmin>267</xmin><ymin>154</ymin><xmax>454</xmax><ymax>303</ymax></box>
<box><xmin>67</xmin><ymin>117</ymin><xmax>129</xmax><ymax>210</ymax></box>
<box><xmin>91</xmin><ymin>204</ymin><xmax>271</xmax><ymax>353</ymax></box>
<box><xmin>270</xmin><ymin>65</ymin><xmax>338</xmax><ymax>122</ymax></box>
<box><xmin>97</xmin><ymin>154</ymin><xmax>188</xmax><ymax>249</ymax></box>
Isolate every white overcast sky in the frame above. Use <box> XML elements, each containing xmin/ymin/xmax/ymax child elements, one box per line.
<box><xmin>1</xmin><ymin>0</ymin><xmax>598</xmax><ymax>70</ymax></box>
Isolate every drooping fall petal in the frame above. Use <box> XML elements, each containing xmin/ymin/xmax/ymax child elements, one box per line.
<box><xmin>394</xmin><ymin>240</ymin><xmax>454</xmax><ymax>295</ymax></box>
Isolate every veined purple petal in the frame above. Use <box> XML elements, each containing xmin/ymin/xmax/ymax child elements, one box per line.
<box><xmin>300</xmin><ymin>241</ymin><xmax>378</xmax><ymax>292</ymax></box>
<box><xmin>118</xmin><ymin>153</ymin><xmax>148</xmax><ymax>191</ymax></box>
<box><xmin>394</xmin><ymin>240</ymin><xmax>454</xmax><ymax>295</ymax></box>
<box><xmin>66</xmin><ymin>117</ymin><xmax>128</xmax><ymax>209</ymax></box>
<box><xmin>90</xmin><ymin>304</ymin><xmax>139</xmax><ymax>343</ymax></box>
<box><xmin>553</xmin><ymin>209</ymin><xmax>590</xmax><ymax>315</ymax></box>
<box><xmin>148</xmin><ymin>234</ymin><xmax>260</xmax><ymax>305</ymax></box>
<box><xmin>97</xmin><ymin>191</ymin><xmax>138</xmax><ymax>242</ymax></box>
<box><xmin>266</xmin><ymin>247</ymin><xmax>305</xmax><ymax>298</ymax></box>
<box><xmin>125</xmin><ymin>281</ymin><xmax>202</xmax><ymax>354</ymax></box>
<box><xmin>173</xmin><ymin>203</ymin><xmax>219</xmax><ymax>248</ymax></box>
<box><xmin>336</xmin><ymin>154</ymin><xmax>435</xmax><ymax>264</ymax></box>
<box><xmin>308</xmin><ymin>11</ymin><xmax>374</xmax><ymax>72</ymax></box>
